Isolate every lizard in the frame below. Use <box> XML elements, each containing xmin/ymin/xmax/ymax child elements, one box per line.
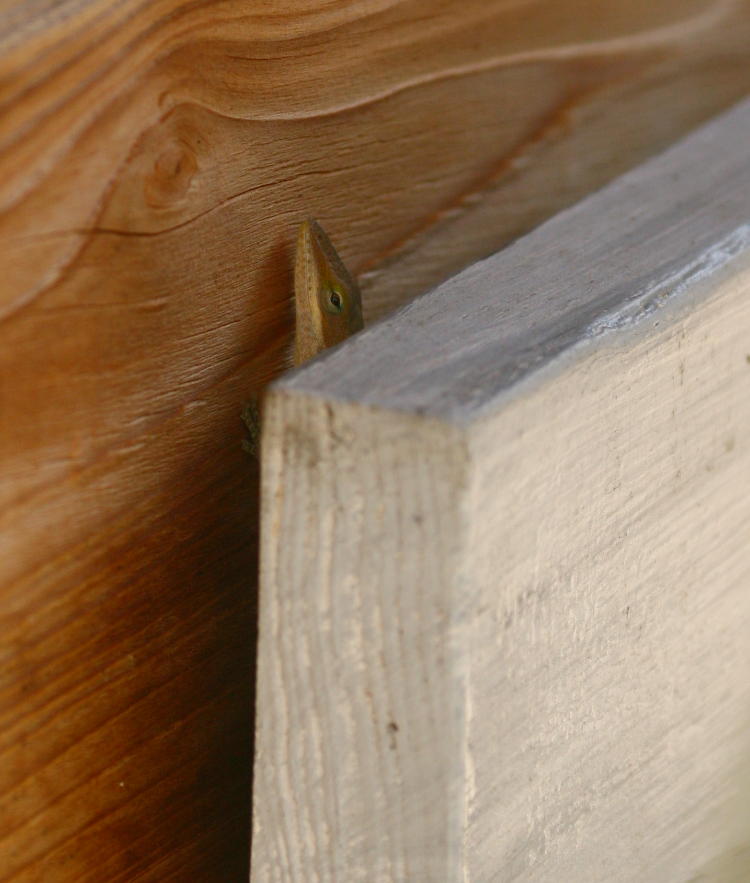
<box><xmin>242</xmin><ymin>218</ymin><xmax>364</xmax><ymax>454</ymax></box>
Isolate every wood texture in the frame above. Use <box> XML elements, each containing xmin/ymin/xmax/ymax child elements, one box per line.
<box><xmin>255</xmin><ymin>101</ymin><xmax>750</xmax><ymax>881</ymax></box>
<box><xmin>2</xmin><ymin>0</ymin><xmax>750</xmax><ymax>878</ymax></box>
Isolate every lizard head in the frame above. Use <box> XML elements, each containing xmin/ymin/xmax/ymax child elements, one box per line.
<box><xmin>293</xmin><ymin>219</ymin><xmax>363</xmax><ymax>364</ymax></box>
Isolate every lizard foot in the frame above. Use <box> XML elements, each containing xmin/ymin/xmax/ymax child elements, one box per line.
<box><xmin>241</xmin><ymin>397</ymin><xmax>261</xmax><ymax>458</ymax></box>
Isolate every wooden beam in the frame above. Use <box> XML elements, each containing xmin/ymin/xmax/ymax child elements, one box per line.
<box><xmin>3</xmin><ymin>0</ymin><xmax>750</xmax><ymax>876</ymax></box>
<box><xmin>254</xmin><ymin>100</ymin><xmax>750</xmax><ymax>881</ymax></box>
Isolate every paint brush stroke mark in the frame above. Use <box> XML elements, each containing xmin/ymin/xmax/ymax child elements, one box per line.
<box><xmin>585</xmin><ymin>224</ymin><xmax>750</xmax><ymax>339</ymax></box>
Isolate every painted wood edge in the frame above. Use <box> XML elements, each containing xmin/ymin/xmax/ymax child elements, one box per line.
<box><xmin>279</xmin><ymin>98</ymin><xmax>750</xmax><ymax>424</ymax></box>
<box><xmin>251</xmin><ymin>395</ymin><xmax>472</xmax><ymax>881</ymax></box>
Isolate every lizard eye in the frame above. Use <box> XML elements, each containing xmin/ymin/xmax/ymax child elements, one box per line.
<box><xmin>325</xmin><ymin>287</ymin><xmax>344</xmax><ymax>314</ymax></box>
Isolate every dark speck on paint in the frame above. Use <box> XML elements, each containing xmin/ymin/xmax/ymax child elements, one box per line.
<box><xmin>387</xmin><ymin>721</ymin><xmax>399</xmax><ymax>750</ymax></box>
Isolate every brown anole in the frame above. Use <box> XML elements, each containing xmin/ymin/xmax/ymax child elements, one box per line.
<box><xmin>242</xmin><ymin>219</ymin><xmax>364</xmax><ymax>454</ymax></box>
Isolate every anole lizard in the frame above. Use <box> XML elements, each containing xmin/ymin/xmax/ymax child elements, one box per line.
<box><xmin>242</xmin><ymin>219</ymin><xmax>364</xmax><ymax>453</ymax></box>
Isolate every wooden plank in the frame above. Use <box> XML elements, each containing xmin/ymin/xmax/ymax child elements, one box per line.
<box><xmin>254</xmin><ymin>100</ymin><xmax>750</xmax><ymax>881</ymax></box>
<box><xmin>3</xmin><ymin>0</ymin><xmax>750</xmax><ymax>877</ymax></box>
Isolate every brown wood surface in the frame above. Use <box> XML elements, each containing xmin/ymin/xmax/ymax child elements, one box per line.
<box><xmin>1</xmin><ymin>1</ymin><xmax>748</xmax><ymax>880</ymax></box>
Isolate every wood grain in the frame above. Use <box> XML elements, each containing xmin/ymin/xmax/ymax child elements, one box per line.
<box><xmin>2</xmin><ymin>0</ymin><xmax>750</xmax><ymax>878</ymax></box>
<box><xmin>256</xmin><ymin>101</ymin><xmax>750</xmax><ymax>880</ymax></box>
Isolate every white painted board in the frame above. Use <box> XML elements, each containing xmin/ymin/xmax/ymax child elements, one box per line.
<box><xmin>251</xmin><ymin>99</ymin><xmax>750</xmax><ymax>882</ymax></box>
